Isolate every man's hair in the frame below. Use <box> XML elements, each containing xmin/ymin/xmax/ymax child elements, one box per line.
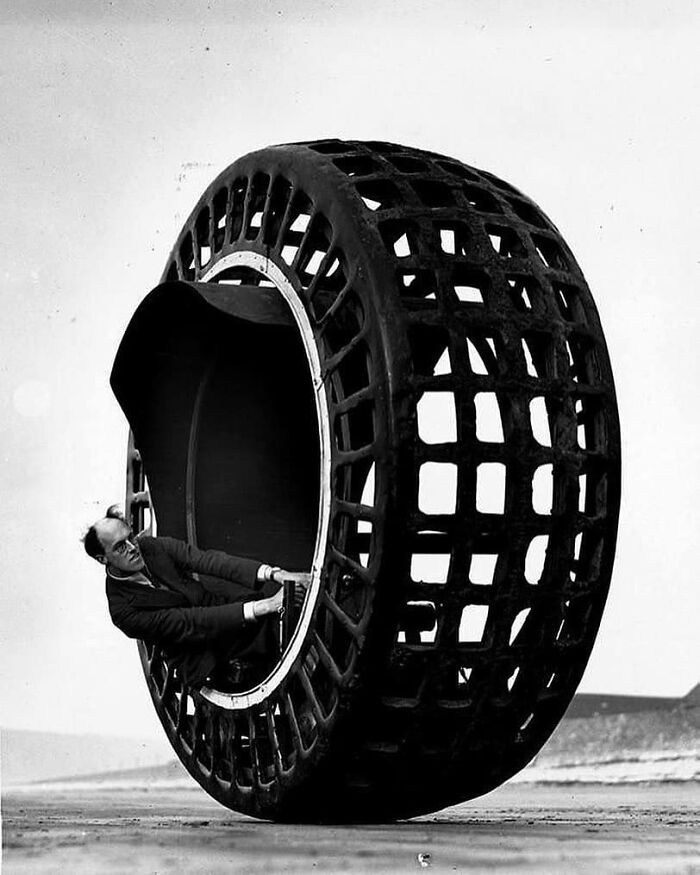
<box><xmin>82</xmin><ymin>505</ymin><xmax>127</xmax><ymax>559</ymax></box>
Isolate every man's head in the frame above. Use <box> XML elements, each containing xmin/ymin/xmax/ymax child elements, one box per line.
<box><xmin>83</xmin><ymin>506</ymin><xmax>145</xmax><ymax>574</ymax></box>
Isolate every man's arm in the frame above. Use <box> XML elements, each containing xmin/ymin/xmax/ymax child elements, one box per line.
<box><xmin>153</xmin><ymin>536</ymin><xmax>311</xmax><ymax>591</ymax></box>
<box><xmin>112</xmin><ymin>601</ymin><xmax>247</xmax><ymax>646</ymax></box>
<box><xmin>111</xmin><ymin>589</ymin><xmax>284</xmax><ymax>647</ymax></box>
<box><xmin>155</xmin><ymin>536</ymin><xmax>262</xmax><ymax>589</ymax></box>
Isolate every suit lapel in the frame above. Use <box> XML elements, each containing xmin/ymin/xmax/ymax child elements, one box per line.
<box><xmin>107</xmin><ymin>576</ymin><xmax>189</xmax><ymax>607</ymax></box>
<box><xmin>139</xmin><ymin>536</ymin><xmax>202</xmax><ymax>605</ymax></box>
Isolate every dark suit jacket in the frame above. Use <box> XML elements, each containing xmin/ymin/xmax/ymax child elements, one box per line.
<box><xmin>106</xmin><ymin>536</ymin><xmax>278</xmax><ymax>685</ymax></box>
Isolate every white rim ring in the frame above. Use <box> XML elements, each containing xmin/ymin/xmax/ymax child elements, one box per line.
<box><xmin>197</xmin><ymin>251</ymin><xmax>332</xmax><ymax>709</ymax></box>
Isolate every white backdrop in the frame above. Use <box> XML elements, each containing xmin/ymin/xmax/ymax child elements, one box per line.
<box><xmin>1</xmin><ymin>0</ymin><xmax>698</xmax><ymax>738</ymax></box>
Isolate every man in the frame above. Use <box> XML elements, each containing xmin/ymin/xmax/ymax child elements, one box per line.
<box><xmin>84</xmin><ymin>506</ymin><xmax>309</xmax><ymax>689</ymax></box>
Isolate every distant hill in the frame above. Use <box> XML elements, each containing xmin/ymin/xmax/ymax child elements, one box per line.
<box><xmin>35</xmin><ymin>757</ymin><xmax>191</xmax><ymax>787</ymax></box>
<box><xmin>522</xmin><ymin>691</ymin><xmax>700</xmax><ymax>783</ymax></box>
<box><xmin>545</xmin><ymin>693</ymin><xmax>699</xmax><ymax>762</ymax></box>
<box><xmin>1</xmin><ymin>728</ymin><xmax>173</xmax><ymax>786</ymax></box>
<box><xmin>24</xmin><ymin>696</ymin><xmax>700</xmax><ymax>790</ymax></box>
<box><xmin>566</xmin><ymin>693</ymin><xmax>685</xmax><ymax>718</ymax></box>
<box><xmin>565</xmin><ymin>683</ymin><xmax>700</xmax><ymax>718</ymax></box>
<box><xmin>3</xmin><ymin>685</ymin><xmax>698</xmax><ymax>788</ymax></box>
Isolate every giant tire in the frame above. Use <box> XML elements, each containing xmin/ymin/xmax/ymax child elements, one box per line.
<box><xmin>120</xmin><ymin>139</ymin><xmax>620</xmax><ymax>822</ymax></box>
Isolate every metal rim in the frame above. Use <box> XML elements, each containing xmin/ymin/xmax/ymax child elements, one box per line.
<box><xmin>197</xmin><ymin>251</ymin><xmax>332</xmax><ymax>709</ymax></box>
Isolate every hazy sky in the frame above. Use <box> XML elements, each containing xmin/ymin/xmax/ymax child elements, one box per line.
<box><xmin>1</xmin><ymin>0</ymin><xmax>698</xmax><ymax>739</ymax></box>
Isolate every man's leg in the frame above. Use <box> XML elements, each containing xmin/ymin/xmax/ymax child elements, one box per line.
<box><xmin>209</xmin><ymin>607</ymin><xmax>280</xmax><ymax>690</ymax></box>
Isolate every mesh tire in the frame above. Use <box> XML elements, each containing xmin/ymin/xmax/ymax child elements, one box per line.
<box><xmin>124</xmin><ymin>139</ymin><xmax>620</xmax><ymax>822</ymax></box>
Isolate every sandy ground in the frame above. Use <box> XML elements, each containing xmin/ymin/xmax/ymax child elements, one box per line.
<box><xmin>3</xmin><ymin>782</ymin><xmax>699</xmax><ymax>874</ymax></box>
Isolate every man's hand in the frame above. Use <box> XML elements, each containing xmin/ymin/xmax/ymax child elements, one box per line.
<box><xmin>248</xmin><ymin>571</ymin><xmax>311</xmax><ymax>620</ymax></box>
<box><xmin>273</xmin><ymin>571</ymin><xmax>311</xmax><ymax>610</ymax></box>
<box><xmin>250</xmin><ymin>588</ymin><xmax>284</xmax><ymax>619</ymax></box>
<box><xmin>272</xmin><ymin>570</ymin><xmax>311</xmax><ymax>588</ymax></box>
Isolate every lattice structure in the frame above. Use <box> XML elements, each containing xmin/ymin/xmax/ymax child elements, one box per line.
<box><xmin>114</xmin><ymin>140</ymin><xmax>620</xmax><ymax>822</ymax></box>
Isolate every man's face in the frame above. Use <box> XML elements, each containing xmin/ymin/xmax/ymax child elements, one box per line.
<box><xmin>95</xmin><ymin>518</ymin><xmax>145</xmax><ymax>573</ymax></box>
